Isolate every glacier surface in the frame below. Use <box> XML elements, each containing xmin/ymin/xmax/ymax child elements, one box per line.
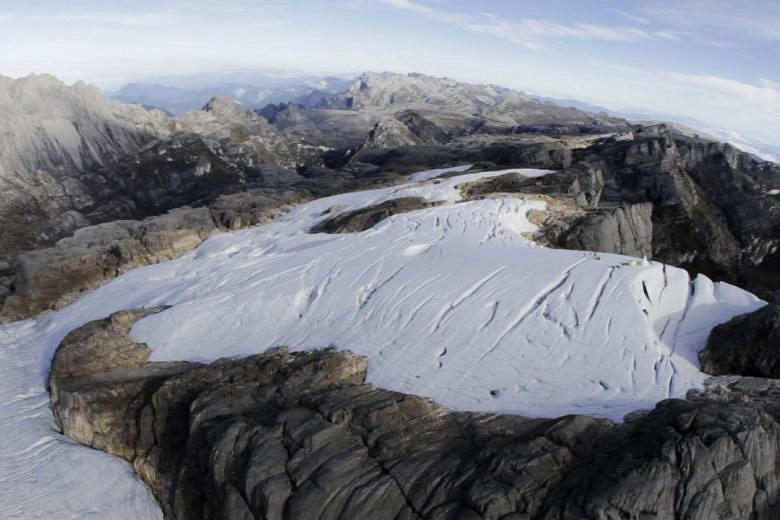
<box><xmin>0</xmin><ymin>167</ymin><xmax>765</xmax><ymax>518</ymax></box>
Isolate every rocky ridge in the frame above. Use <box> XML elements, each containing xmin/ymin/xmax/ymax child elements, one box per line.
<box><xmin>4</xmin><ymin>71</ymin><xmax>780</xmax><ymax>326</ymax></box>
<box><xmin>0</xmin><ymin>190</ymin><xmax>306</xmax><ymax>321</ymax></box>
<box><xmin>50</xmin><ymin>308</ymin><xmax>780</xmax><ymax>520</ymax></box>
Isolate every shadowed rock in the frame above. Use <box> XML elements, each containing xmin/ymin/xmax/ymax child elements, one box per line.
<box><xmin>50</xmin><ymin>309</ymin><xmax>780</xmax><ymax>519</ymax></box>
<box><xmin>700</xmin><ymin>303</ymin><xmax>780</xmax><ymax>378</ymax></box>
<box><xmin>310</xmin><ymin>197</ymin><xmax>439</xmax><ymax>234</ymax></box>
<box><xmin>1</xmin><ymin>191</ymin><xmax>305</xmax><ymax>322</ymax></box>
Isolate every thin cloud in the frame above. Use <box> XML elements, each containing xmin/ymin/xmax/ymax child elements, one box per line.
<box><xmin>468</xmin><ymin>19</ymin><xmax>655</xmax><ymax>50</ymax></box>
<box><xmin>380</xmin><ymin>0</ymin><xmax>435</xmax><ymax>15</ymax></box>
<box><xmin>645</xmin><ymin>1</ymin><xmax>780</xmax><ymax>41</ymax></box>
<box><xmin>379</xmin><ymin>0</ymin><xmax>678</xmax><ymax>50</ymax></box>
<box><xmin>667</xmin><ymin>72</ymin><xmax>780</xmax><ymax>111</ymax></box>
<box><xmin>608</xmin><ymin>8</ymin><xmax>650</xmax><ymax>25</ymax></box>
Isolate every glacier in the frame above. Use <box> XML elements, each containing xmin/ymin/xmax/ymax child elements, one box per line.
<box><xmin>0</xmin><ymin>167</ymin><xmax>765</xmax><ymax>518</ymax></box>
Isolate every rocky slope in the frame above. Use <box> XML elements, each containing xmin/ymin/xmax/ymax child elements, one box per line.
<box><xmin>325</xmin><ymin>72</ymin><xmax>629</xmax><ymax>135</ymax></box>
<box><xmin>0</xmin><ymin>75</ymin><xmax>338</xmax><ymax>262</ymax></box>
<box><xmin>49</xmin><ymin>308</ymin><xmax>780</xmax><ymax>520</ymax></box>
<box><xmin>3</xmin><ymin>72</ymin><xmax>779</xmax><ymax>325</ymax></box>
<box><xmin>700</xmin><ymin>303</ymin><xmax>780</xmax><ymax>378</ymax></box>
<box><xmin>0</xmin><ymin>74</ymin><xmax>172</xmax><ymax>257</ymax></box>
<box><xmin>257</xmin><ymin>72</ymin><xmax>630</xmax><ymax>153</ymax></box>
<box><xmin>576</xmin><ymin>125</ymin><xmax>780</xmax><ymax>297</ymax></box>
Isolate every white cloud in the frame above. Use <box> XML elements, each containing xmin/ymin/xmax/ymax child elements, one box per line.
<box><xmin>379</xmin><ymin>0</ymin><xmax>678</xmax><ymax>50</ymax></box>
<box><xmin>643</xmin><ymin>1</ymin><xmax>780</xmax><ymax>41</ymax></box>
<box><xmin>467</xmin><ymin>19</ymin><xmax>656</xmax><ymax>50</ymax></box>
<box><xmin>667</xmin><ymin>72</ymin><xmax>780</xmax><ymax>112</ymax></box>
<box><xmin>608</xmin><ymin>8</ymin><xmax>650</xmax><ymax>25</ymax></box>
<box><xmin>380</xmin><ymin>0</ymin><xmax>435</xmax><ymax>14</ymax></box>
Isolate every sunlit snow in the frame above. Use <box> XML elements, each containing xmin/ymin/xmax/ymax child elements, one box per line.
<box><xmin>0</xmin><ymin>166</ymin><xmax>765</xmax><ymax>518</ymax></box>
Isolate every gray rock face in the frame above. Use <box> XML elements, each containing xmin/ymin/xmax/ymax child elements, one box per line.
<box><xmin>459</xmin><ymin>166</ymin><xmax>602</xmax><ymax>209</ymax></box>
<box><xmin>321</xmin><ymin>72</ymin><xmax>629</xmax><ymax>136</ymax></box>
<box><xmin>1</xmin><ymin>208</ymin><xmax>216</xmax><ymax>322</ymax></box>
<box><xmin>310</xmin><ymin>197</ymin><xmax>437</xmax><ymax>234</ymax></box>
<box><xmin>0</xmin><ymin>191</ymin><xmax>305</xmax><ymax>322</ymax></box>
<box><xmin>578</xmin><ymin>125</ymin><xmax>780</xmax><ymax>295</ymax></box>
<box><xmin>346</xmin><ymin>135</ymin><xmax>574</xmax><ymax>173</ymax></box>
<box><xmin>360</xmin><ymin>117</ymin><xmax>424</xmax><ymax>151</ymax></box>
<box><xmin>700</xmin><ymin>303</ymin><xmax>780</xmax><ymax>378</ymax></box>
<box><xmin>50</xmin><ymin>309</ymin><xmax>780</xmax><ymax>520</ymax></box>
<box><xmin>561</xmin><ymin>203</ymin><xmax>653</xmax><ymax>258</ymax></box>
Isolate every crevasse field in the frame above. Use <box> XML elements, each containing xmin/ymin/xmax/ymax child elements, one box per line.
<box><xmin>0</xmin><ymin>167</ymin><xmax>765</xmax><ymax>518</ymax></box>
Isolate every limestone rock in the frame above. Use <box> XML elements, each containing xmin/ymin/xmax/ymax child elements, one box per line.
<box><xmin>310</xmin><ymin>197</ymin><xmax>437</xmax><ymax>234</ymax></box>
<box><xmin>700</xmin><ymin>303</ymin><xmax>780</xmax><ymax>378</ymax></box>
<box><xmin>50</xmin><ymin>309</ymin><xmax>780</xmax><ymax>520</ymax></box>
<box><xmin>561</xmin><ymin>203</ymin><xmax>653</xmax><ymax>258</ymax></box>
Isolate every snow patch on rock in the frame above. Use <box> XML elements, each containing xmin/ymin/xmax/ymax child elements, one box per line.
<box><xmin>0</xmin><ymin>167</ymin><xmax>765</xmax><ymax>517</ymax></box>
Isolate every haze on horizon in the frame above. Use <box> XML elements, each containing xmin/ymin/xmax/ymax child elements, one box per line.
<box><xmin>0</xmin><ymin>0</ymin><xmax>778</xmax><ymax>150</ymax></box>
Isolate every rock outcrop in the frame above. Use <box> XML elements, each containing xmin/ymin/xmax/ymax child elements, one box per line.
<box><xmin>322</xmin><ymin>72</ymin><xmax>629</xmax><ymax>136</ymax></box>
<box><xmin>700</xmin><ymin>303</ymin><xmax>780</xmax><ymax>378</ymax></box>
<box><xmin>360</xmin><ymin>117</ymin><xmax>424</xmax><ymax>151</ymax></box>
<box><xmin>560</xmin><ymin>203</ymin><xmax>653</xmax><ymax>258</ymax></box>
<box><xmin>310</xmin><ymin>197</ymin><xmax>437</xmax><ymax>234</ymax></box>
<box><xmin>0</xmin><ymin>192</ymin><xmax>305</xmax><ymax>322</ymax></box>
<box><xmin>0</xmin><ymin>74</ymin><xmax>173</xmax><ymax>258</ymax></box>
<box><xmin>577</xmin><ymin>125</ymin><xmax>780</xmax><ymax>295</ymax></box>
<box><xmin>50</xmin><ymin>309</ymin><xmax>780</xmax><ymax>520</ymax></box>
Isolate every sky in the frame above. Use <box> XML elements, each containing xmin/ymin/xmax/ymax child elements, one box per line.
<box><xmin>0</xmin><ymin>0</ymin><xmax>778</xmax><ymax>148</ymax></box>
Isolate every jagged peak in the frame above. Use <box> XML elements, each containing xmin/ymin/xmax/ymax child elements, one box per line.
<box><xmin>202</xmin><ymin>95</ymin><xmax>245</xmax><ymax>116</ymax></box>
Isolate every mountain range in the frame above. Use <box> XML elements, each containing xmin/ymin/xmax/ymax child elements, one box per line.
<box><xmin>2</xmin><ymin>69</ymin><xmax>780</xmax><ymax>520</ymax></box>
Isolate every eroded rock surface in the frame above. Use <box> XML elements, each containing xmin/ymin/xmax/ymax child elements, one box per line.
<box><xmin>310</xmin><ymin>197</ymin><xmax>438</xmax><ymax>234</ymax></box>
<box><xmin>50</xmin><ymin>309</ymin><xmax>780</xmax><ymax>520</ymax></box>
<box><xmin>560</xmin><ymin>203</ymin><xmax>653</xmax><ymax>258</ymax></box>
<box><xmin>1</xmin><ymin>192</ymin><xmax>305</xmax><ymax>322</ymax></box>
<box><xmin>700</xmin><ymin>303</ymin><xmax>780</xmax><ymax>378</ymax></box>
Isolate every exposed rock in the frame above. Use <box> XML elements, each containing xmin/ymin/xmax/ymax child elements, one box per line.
<box><xmin>577</xmin><ymin>125</ymin><xmax>780</xmax><ymax>291</ymax></box>
<box><xmin>361</xmin><ymin>117</ymin><xmax>424</xmax><ymax>150</ymax></box>
<box><xmin>351</xmin><ymin>135</ymin><xmax>573</xmax><ymax>173</ymax></box>
<box><xmin>310</xmin><ymin>197</ymin><xmax>437</xmax><ymax>234</ymax></box>
<box><xmin>0</xmin><ymin>191</ymin><xmax>306</xmax><ymax>322</ymax></box>
<box><xmin>559</xmin><ymin>203</ymin><xmax>653</xmax><ymax>258</ymax></box>
<box><xmin>51</xmin><ymin>309</ymin><xmax>780</xmax><ymax>520</ymax></box>
<box><xmin>209</xmin><ymin>190</ymin><xmax>307</xmax><ymax>230</ymax></box>
<box><xmin>395</xmin><ymin>110</ymin><xmax>449</xmax><ymax>143</ymax></box>
<box><xmin>458</xmin><ymin>166</ymin><xmax>602</xmax><ymax>209</ymax></box>
<box><xmin>321</xmin><ymin>72</ymin><xmax>629</xmax><ymax>135</ymax></box>
<box><xmin>700</xmin><ymin>303</ymin><xmax>780</xmax><ymax>378</ymax></box>
<box><xmin>1</xmin><ymin>208</ymin><xmax>217</xmax><ymax>321</ymax></box>
<box><xmin>547</xmin><ymin>397</ymin><xmax>780</xmax><ymax>520</ymax></box>
<box><xmin>0</xmin><ymin>74</ymin><xmax>173</xmax><ymax>258</ymax></box>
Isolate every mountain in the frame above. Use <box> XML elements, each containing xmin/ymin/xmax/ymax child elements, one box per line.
<box><xmin>539</xmin><ymin>96</ymin><xmax>780</xmax><ymax>164</ymax></box>
<box><xmin>3</xmin><ymin>164</ymin><xmax>771</xmax><ymax>519</ymax></box>
<box><xmin>4</xmin><ymin>72</ymin><xmax>780</xmax><ymax>322</ymax></box>
<box><xmin>5</xmin><ymin>69</ymin><xmax>780</xmax><ymax>519</ymax></box>
<box><xmin>112</xmin><ymin>74</ymin><xmax>354</xmax><ymax>114</ymax></box>
<box><xmin>0</xmin><ymin>74</ymin><xmax>172</xmax><ymax>257</ymax></box>
<box><xmin>319</xmin><ymin>72</ymin><xmax>629</xmax><ymax>133</ymax></box>
<box><xmin>0</xmin><ymin>74</ymin><xmax>354</xmax><ymax>261</ymax></box>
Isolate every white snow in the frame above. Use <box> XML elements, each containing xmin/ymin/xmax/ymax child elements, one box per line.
<box><xmin>0</xmin><ymin>167</ymin><xmax>765</xmax><ymax>518</ymax></box>
<box><xmin>0</xmin><ymin>320</ymin><xmax>162</xmax><ymax>520</ymax></box>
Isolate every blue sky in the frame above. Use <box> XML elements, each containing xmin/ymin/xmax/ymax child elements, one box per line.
<box><xmin>0</xmin><ymin>0</ymin><xmax>778</xmax><ymax>147</ymax></box>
